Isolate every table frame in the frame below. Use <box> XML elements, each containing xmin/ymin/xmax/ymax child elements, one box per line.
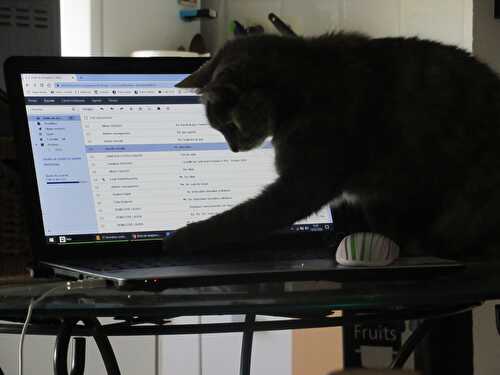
<box><xmin>0</xmin><ymin>302</ymin><xmax>480</xmax><ymax>375</ymax></box>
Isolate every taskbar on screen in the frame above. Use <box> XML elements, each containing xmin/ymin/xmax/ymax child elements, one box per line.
<box><xmin>45</xmin><ymin>223</ymin><xmax>334</xmax><ymax>245</ymax></box>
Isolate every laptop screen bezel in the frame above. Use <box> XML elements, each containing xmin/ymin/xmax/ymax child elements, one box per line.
<box><xmin>5</xmin><ymin>56</ymin><xmax>336</xmax><ymax>261</ymax></box>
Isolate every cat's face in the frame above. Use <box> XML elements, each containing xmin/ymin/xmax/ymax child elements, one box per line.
<box><xmin>176</xmin><ymin>53</ymin><xmax>274</xmax><ymax>152</ymax></box>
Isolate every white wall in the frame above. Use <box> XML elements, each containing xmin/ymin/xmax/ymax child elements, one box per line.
<box><xmin>62</xmin><ymin>0</ymin><xmax>475</xmax><ymax>57</ymax></box>
<box><xmin>202</xmin><ymin>0</ymin><xmax>473</xmax><ymax>52</ymax></box>
<box><xmin>60</xmin><ymin>0</ymin><xmax>201</xmax><ymax>56</ymax></box>
<box><xmin>100</xmin><ymin>0</ymin><xmax>200</xmax><ymax>56</ymax></box>
<box><xmin>0</xmin><ymin>323</ymin><xmax>156</xmax><ymax>375</ymax></box>
<box><xmin>474</xmin><ymin>302</ymin><xmax>500</xmax><ymax>375</ymax></box>
<box><xmin>473</xmin><ymin>0</ymin><xmax>500</xmax><ymax>74</ymax></box>
<box><xmin>60</xmin><ymin>0</ymin><xmax>93</xmax><ymax>56</ymax></box>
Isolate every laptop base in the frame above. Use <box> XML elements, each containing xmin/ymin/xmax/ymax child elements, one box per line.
<box><xmin>43</xmin><ymin>256</ymin><xmax>465</xmax><ymax>291</ymax></box>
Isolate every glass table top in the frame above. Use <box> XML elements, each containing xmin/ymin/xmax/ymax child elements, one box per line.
<box><xmin>0</xmin><ymin>262</ymin><xmax>498</xmax><ymax>319</ymax></box>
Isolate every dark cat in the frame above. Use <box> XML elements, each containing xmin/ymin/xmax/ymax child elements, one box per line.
<box><xmin>163</xmin><ymin>32</ymin><xmax>500</xmax><ymax>259</ymax></box>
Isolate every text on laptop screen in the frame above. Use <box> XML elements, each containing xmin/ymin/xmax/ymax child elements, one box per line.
<box><xmin>21</xmin><ymin>74</ymin><xmax>333</xmax><ymax>245</ymax></box>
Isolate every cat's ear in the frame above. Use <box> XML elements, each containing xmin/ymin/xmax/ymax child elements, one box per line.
<box><xmin>175</xmin><ymin>60</ymin><xmax>214</xmax><ymax>88</ymax></box>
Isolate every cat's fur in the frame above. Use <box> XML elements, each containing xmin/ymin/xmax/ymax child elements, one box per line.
<box><xmin>163</xmin><ymin>32</ymin><xmax>500</xmax><ymax>258</ymax></box>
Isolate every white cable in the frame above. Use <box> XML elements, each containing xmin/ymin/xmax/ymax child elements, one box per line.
<box><xmin>17</xmin><ymin>279</ymin><xmax>107</xmax><ymax>375</ymax></box>
<box><xmin>18</xmin><ymin>298</ymin><xmax>35</xmax><ymax>375</ymax></box>
<box><xmin>18</xmin><ymin>283</ymin><xmax>67</xmax><ymax>375</ymax></box>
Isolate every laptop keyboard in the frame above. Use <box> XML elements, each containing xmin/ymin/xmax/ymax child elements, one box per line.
<box><xmin>69</xmin><ymin>247</ymin><xmax>334</xmax><ymax>272</ymax></box>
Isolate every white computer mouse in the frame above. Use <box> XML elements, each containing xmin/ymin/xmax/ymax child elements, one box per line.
<box><xmin>335</xmin><ymin>232</ymin><xmax>400</xmax><ymax>266</ymax></box>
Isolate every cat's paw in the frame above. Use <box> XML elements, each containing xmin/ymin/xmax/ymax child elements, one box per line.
<box><xmin>162</xmin><ymin>222</ymin><xmax>217</xmax><ymax>254</ymax></box>
<box><xmin>162</xmin><ymin>229</ymin><xmax>192</xmax><ymax>254</ymax></box>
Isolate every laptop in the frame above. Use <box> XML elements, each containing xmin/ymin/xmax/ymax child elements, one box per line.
<box><xmin>4</xmin><ymin>57</ymin><xmax>463</xmax><ymax>290</ymax></box>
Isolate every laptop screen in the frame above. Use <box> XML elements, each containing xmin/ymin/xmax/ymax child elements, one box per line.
<box><xmin>20</xmin><ymin>73</ymin><xmax>334</xmax><ymax>246</ymax></box>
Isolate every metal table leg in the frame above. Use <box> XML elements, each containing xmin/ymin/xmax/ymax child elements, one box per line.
<box><xmin>84</xmin><ymin>318</ymin><xmax>121</xmax><ymax>375</ymax></box>
<box><xmin>53</xmin><ymin>318</ymin><xmax>121</xmax><ymax>375</ymax></box>
<box><xmin>54</xmin><ymin>319</ymin><xmax>86</xmax><ymax>375</ymax></box>
<box><xmin>390</xmin><ymin>319</ymin><xmax>434</xmax><ymax>369</ymax></box>
<box><xmin>71</xmin><ymin>338</ymin><xmax>86</xmax><ymax>375</ymax></box>
<box><xmin>239</xmin><ymin>313</ymin><xmax>256</xmax><ymax>375</ymax></box>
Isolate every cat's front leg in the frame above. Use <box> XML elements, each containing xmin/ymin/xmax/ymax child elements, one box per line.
<box><xmin>161</xmin><ymin>219</ymin><xmax>225</xmax><ymax>254</ymax></box>
<box><xmin>162</xmin><ymin>174</ymin><xmax>337</xmax><ymax>254</ymax></box>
